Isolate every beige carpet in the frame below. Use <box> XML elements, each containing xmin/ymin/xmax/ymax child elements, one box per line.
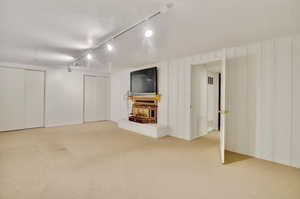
<box><xmin>0</xmin><ymin>121</ymin><xmax>299</xmax><ymax>199</ymax></box>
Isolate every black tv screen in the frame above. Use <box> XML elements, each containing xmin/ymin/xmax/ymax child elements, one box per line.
<box><xmin>130</xmin><ymin>67</ymin><xmax>157</xmax><ymax>94</ymax></box>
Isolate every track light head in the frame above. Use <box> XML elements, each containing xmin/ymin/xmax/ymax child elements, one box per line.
<box><xmin>86</xmin><ymin>53</ymin><xmax>92</xmax><ymax>60</ymax></box>
<box><xmin>107</xmin><ymin>44</ymin><xmax>113</xmax><ymax>51</ymax></box>
<box><xmin>145</xmin><ymin>30</ymin><xmax>153</xmax><ymax>38</ymax></box>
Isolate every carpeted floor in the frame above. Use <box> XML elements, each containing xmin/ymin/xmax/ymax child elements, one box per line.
<box><xmin>0</xmin><ymin>121</ymin><xmax>299</xmax><ymax>199</ymax></box>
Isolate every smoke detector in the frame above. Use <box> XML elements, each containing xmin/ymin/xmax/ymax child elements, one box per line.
<box><xmin>160</xmin><ymin>2</ymin><xmax>174</xmax><ymax>13</ymax></box>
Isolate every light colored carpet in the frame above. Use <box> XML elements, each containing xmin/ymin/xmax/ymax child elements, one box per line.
<box><xmin>0</xmin><ymin>121</ymin><xmax>299</xmax><ymax>199</ymax></box>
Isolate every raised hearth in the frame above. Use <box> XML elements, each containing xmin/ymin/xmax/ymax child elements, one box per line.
<box><xmin>118</xmin><ymin>119</ymin><xmax>169</xmax><ymax>138</ymax></box>
<box><xmin>118</xmin><ymin>94</ymin><xmax>169</xmax><ymax>138</ymax></box>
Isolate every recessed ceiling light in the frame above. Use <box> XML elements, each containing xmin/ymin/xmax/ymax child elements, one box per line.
<box><xmin>145</xmin><ymin>30</ymin><xmax>153</xmax><ymax>38</ymax></box>
<box><xmin>86</xmin><ymin>53</ymin><xmax>92</xmax><ymax>60</ymax></box>
<box><xmin>107</xmin><ymin>44</ymin><xmax>113</xmax><ymax>51</ymax></box>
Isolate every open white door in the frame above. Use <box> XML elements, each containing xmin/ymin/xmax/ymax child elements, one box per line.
<box><xmin>219</xmin><ymin>49</ymin><xmax>227</xmax><ymax>164</ymax></box>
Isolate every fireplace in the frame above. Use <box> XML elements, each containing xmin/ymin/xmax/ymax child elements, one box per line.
<box><xmin>128</xmin><ymin>95</ymin><xmax>159</xmax><ymax>123</ymax></box>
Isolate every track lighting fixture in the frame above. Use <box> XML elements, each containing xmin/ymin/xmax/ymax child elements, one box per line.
<box><xmin>71</xmin><ymin>2</ymin><xmax>174</xmax><ymax>66</ymax></box>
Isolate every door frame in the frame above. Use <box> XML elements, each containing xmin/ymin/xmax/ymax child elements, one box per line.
<box><xmin>83</xmin><ymin>74</ymin><xmax>109</xmax><ymax>123</ymax></box>
<box><xmin>189</xmin><ymin>49</ymin><xmax>227</xmax><ymax>164</ymax></box>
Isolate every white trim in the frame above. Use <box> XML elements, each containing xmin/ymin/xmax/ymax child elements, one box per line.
<box><xmin>83</xmin><ymin>75</ymin><xmax>86</xmax><ymax>123</ymax></box>
<box><xmin>83</xmin><ymin>73</ymin><xmax>110</xmax><ymax>77</ymax></box>
<box><xmin>191</xmin><ymin>57</ymin><xmax>223</xmax><ymax>66</ymax></box>
<box><xmin>43</xmin><ymin>71</ymin><xmax>47</xmax><ymax>128</ymax></box>
<box><xmin>0</xmin><ymin>62</ymin><xmax>47</xmax><ymax>71</ymax></box>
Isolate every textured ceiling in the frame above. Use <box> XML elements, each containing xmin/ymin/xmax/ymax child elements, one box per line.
<box><xmin>1</xmin><ymin>0</ymin><xmax>300</xmax><ymax>71</ymax></box>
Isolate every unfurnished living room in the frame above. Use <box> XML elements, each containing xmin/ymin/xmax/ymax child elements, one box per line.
<box><xmin>1</xmin><ymin>0</ymin><xmax>300</xmax><ymax>198</ymax></box>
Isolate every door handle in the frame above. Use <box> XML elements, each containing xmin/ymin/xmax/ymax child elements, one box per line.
<box><xmin>219</xmin><ymin>110</ymin><xmax>229</xmax><ymax>114</ymax></box>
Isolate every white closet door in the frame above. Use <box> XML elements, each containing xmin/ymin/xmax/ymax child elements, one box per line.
<box><xmin>84</xmin><ymin>75</ymin><xmax>108</xmax><ymax>122</ymax></box>
<box><xmin>25</xmin><ymin>70</ymin><xmax>45</xmax><ymax>128</ymax></box>
<box><xmin>0</xmin><ymin>67</ymin><xmax>25</xmax><ymax>131</ymax></box>
<box><xmin>84</xmin><ymin>76</ymin><xmax>96</xmax><ymax>122</ymax></box>
<box><xmin>95</xmin><ymin>77</ymin><xmax>108</xmax><ymax>121</ymax></box>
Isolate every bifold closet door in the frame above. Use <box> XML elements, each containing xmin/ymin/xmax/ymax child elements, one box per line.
<box><xmin>24</xmin><ymin>70</ymin><xmax>45</xmax><ymax>128</ymax></box>
<box><xmin>84</xmin><ymin>76</ymin><xmax>108</xmax><ymax>122</ymax></box>
<box><xmin>0</xmin><ymin>67</ymin><xmax>25</xmax><ymax>131</ymax></box>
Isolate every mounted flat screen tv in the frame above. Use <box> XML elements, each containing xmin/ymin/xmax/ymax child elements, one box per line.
<box><xmin>130</xmin><ymin>67</ymin><xmax>157</xmax><ymax>95</ymax></box>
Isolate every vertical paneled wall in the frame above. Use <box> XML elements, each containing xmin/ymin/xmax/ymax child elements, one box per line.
<box><xmin>292</xmin><ymin>36</ymin><xmax>300</xmax><ymax>168</ymax></box>
<box><xmin>225</xmin><ymin>36</ymin><xmax>300</xmax><ymax>168</ymax></box>
<box><xmin>167</xmin><ymin>58</ymin><xmax>192</xmax><ymax>140</ymax></box>
<box><xmin>246</xmin><ymin>44</ymin><xmax>259</xmax><ymax>158</ymax></box>
<box><xmin>226</xmin><ymin>47</ymin><xmax>249</xmax><ymax>155</ymax></box>
<box><xmin>273</xmin><ymin>38</ymin><xmax>292</xmax><ymax>165</ymax></box>
<box><xmin>110</xmin><ymin>35</ymin><xmax>300</xmax><ymax>168</ymax></box>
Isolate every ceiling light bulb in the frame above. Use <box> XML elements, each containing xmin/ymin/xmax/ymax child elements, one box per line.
<box><xmin>107</xmin><ymin>44</ymin><xmax>113</xmax><ymax>51</ymax></box>
<box><xmin>145</xmin><ymin>30</ymin><xmax>153</xmax><ymax>38</ymax></box>
<box><xmin>86</xmin><ymin>53</ymin><xmax>92</xmax><ymax>60</ymax></box>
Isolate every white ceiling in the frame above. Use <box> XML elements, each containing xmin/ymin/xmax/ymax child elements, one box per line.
<box><xmin>1</xmin><ymin>0</ymin><xmax>300</xmax><ymax>70</ymax></box>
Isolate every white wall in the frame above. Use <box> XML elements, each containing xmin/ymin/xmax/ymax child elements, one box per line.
<box><xmin>111</xmin><ymin>34</ymin><xmax>300</xmax><ymax>168</ymax></box>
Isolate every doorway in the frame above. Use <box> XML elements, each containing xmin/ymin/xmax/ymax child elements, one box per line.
<box><xmin>190</xmin><ymin>53</ymin><xmax>227</xmax><ymax>164</ymax></box>
<box><xmin>191</xmin><ymin>60</ymin><xmax>222</xmax><ymax>138</ymax></box>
